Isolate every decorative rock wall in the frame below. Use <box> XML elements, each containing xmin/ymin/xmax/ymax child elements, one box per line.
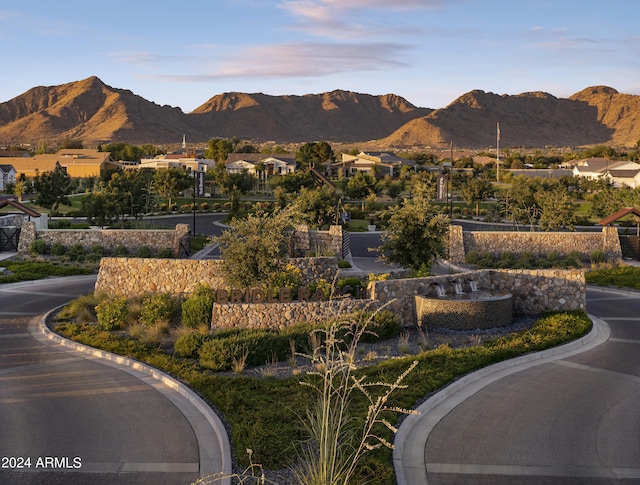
<box><xmin>0</xmin><ymin>214</ymin><xmax>23</xmax><ymax>228</ymax></box>
<box><xmin>17</xmin><ymin>222</ymin><xmax>190</xmax><ymax>257</ymax></box>
<box><xmin>211</xmin><ymin>298</ymin><xmax>377</xmax><ymax>331</ymax></box>
<box><xmin>292</xmin><ymin>225</ymin><xmax>343</xmax><ymax>257</ymax></box>
<box><xmin>95</xmin><ymin>256</ymin><xmax>339</xmax><ymax>297</ymax></box>
<box><xmin>448</xmin><ymin>225</ymin><xmax>622</xmax><ymax>263</ymax></box>
<box><xmin>370</xmin><ymin>268</ymin><xmax>585</xmax><ymax>327</ymax></box>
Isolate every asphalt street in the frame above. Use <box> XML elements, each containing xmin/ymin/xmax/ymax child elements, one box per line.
<box><xmin>397</xmin><ymin>285</ymin><xmax>640</xmax><ymax>485</ymax></box>
<box><xmin>0</xmin><ymin>277</ymin><xmax>225</xmax><ymax>485</ymax></box>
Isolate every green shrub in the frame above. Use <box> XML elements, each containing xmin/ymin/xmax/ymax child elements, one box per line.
<box><xmin>91</xmin><ymin>244</ymin><xmax>105</xmax><ymax>256</ymax></box>
<box><xmin>464</xmin><ymin>250</ymin><xmax>480</xmax><ymax>265</ymax></box>
<box><xmin>337</xmin><ymin>276</ymin><xmax>364</xmax><ymax>296</ymax></box>
<box><xmin>270</xmin><ymin>263</ymin><xmax>303</xmax><ymax>299</ymax></box>
<box><xmin>29</xmin><ymin>239</ymin><xmax>46</xmax><ymax>255</ymax></box>
<box><xmin>174</xmin><ymin>331</ymin><xmax>210</xmax><ymax>358</ymax></box>
<box><xmin>357</xmin><ymin>309</ymin><xmax>402</xmax><ymax>342</ymax></box>
<box><xmin>496</xmin><ymin>251</ymin><xmax>515</xmax><ymax>268</ymax></box>
<box><xmin>590</xmin><ymin>250</ymin><xmax>606</xmax><ymax>266</ymax></box>
<box><xmin>181</xmin><ymin>285</ymin><xmax>216</xmax><ymax>328</ymax></box>
<box><xmin>563</xmin><ymin>251</ymin><xmax>584</xmax><ymax>268</ymax></box>
<box><xmin>337</xmin><ymin>259</ymin><xmax>352</xmax><ymax>268</ymax></box>
<box><xmin>135</xmin><ymin>245</ymin><xmax>152</xmax><ymax>258</ymax></box>
<box><xmin>67</xmin><ymin>243</ymin><xmax>86</xmax><ymax>262</ymax></box>
<box><xmin>113</xmin><ymin>245</ymin><xmax>129</xmax><ymax>257</ymax></box>
<box><xmin>50</xmin><ymin>242</ymin><xmax>67</xmax><ymax>256</ymax></box>
<box><xmin>95</xmin><ymin>296</ymin><xmax>128</xmax><ymax>330</ymax></box>
<box><xmin>156</xmin><ymin>248</ymin><xmax>174</xmax><ymax>259</ymax></box>
<box><xmin>139</xmin><ymin>293</ymin><xmax>177</xmax><ymax>327</ymax></box>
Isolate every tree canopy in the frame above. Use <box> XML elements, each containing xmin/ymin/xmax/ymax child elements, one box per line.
<box><xmin>33</xmin><ymin>162</ymin><xmax>73</xmax><ymax>211</ymax></box>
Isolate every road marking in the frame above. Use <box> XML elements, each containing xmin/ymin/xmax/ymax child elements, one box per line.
<box><xmin>554</xmin><ymin>360</ymin><xmax>640</xmax><ymax>384</ymax></box>
<box><xmin>0</xmin><ymin>358</ymin><xmax>84</xmax><ymax>376</ymax></box>
<box><xmin>0</xmin><ymin>333</ymin><xmax>30</xmax><ymax>338</ymax></box>
<box><xmin>0</xmin><ymin>289</ymin><xmax>78</xmax><ymax>297</ymax></box>
<box><xmin>610</xmin><ymin>338</ymin><xmax>640</xmax><ymax>344</ymax></box>
<box><xmin>426</xmin><ymin>463</ymin><xmax>640</xmax><ymax>479</ymax></box>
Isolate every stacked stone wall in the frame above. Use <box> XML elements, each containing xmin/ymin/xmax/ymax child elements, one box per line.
<box><xmin>211</xmin><ymin>298</ymin><xmax>377</xmax><ymax>331</ymax></box>
<box><xmin>0</xmin><ymin>214</ymin><xmax>23</xmax><ymax>228</ymax></box>
<box><xmin>17</xmin><ymin>222</ymin><xmax>190</xmax><ymax>257</ymax></box>
<box><xmin>95</xmin><ymin>256</ymin><xmax>338</xmax><ymax>297</ymax></box>
<box><xmin>370</xmin><ymin>268</ymin><xmax>585</xmax><ymax>327</ymax></box>
<box><xmin>449</xmin><ymin>226</ymin><xmax>621</xmax><ymax>263</ymax></box>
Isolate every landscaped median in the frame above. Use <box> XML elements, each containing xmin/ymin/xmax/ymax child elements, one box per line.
<box><xmin>50</xmin><ymin>304</ymin><xmax>592</xmax><ymax>485</ymax></box>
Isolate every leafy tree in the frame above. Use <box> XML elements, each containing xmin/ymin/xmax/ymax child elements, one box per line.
<box><xmin>377</xmin><ymin>194</ymin><xmax>449</xmax><ymax>271</ymax></box>
<box><xmin>345</xmin><ymin>172</ymin><xmax>377</xmax><ymax>201</ymax></box>
<box><xmin>296</xmin><ymin>142</ymin><xmax>334</xmax><ymax>171</ymax></box>
<box><xmin>409</xmin><ymin>171</ymin><xmax>437</xmax><ymax>200</ymax></box>
<box><xmin>153</xmin><ymin>168</ymin><xmax>191</xmax><ymax>207</ymax></box>
<box><xmin>589</xmin><ymin>187</ymin><xmax>625</xmax><ymax>219</ymax></box>
<box><xmin>33</xmin><ymin>163</ymin><xmax>73</xmax><ymax>212</ymax></box>
<box><xmin>290</xmin><ymin>186</ymin><xmax>339</xmax><ymax>229</ymax></box>
<box><xmin>536</xmin><ymin>185</ymin><xmax>578</xmax><ymax>230</ymax></box>
<box><xmin>269</xmin><ymin>171</ymin><xmax>316</xmax><ymax>194</ymax></box>
<box><xmin>215</xmin><ymin>209</ymin><xmax>293</xmax><ymax>288</ymax></box>
<box><xmin>104</xmin><ymin>170</ymin><xmax>155</xmax><ymax>222</ymax></box>
<box><xmin>459</xmin><ymin>178</ymin><xmax>494</xmax><ymax>215</ymax></box>
<box><xmin>219</xmin><ymin>169</ymin><xmax>256</xmax><ymax>195</ymax></box>
<box><xmin>81</xmin><ymin>192</ymin><xmax>117</xmax><ymax>227</ymax></box>
<box><xmin>204</xmin><ymin>138</ymin><xmax>235</xmax><ymax>162</ymax></box>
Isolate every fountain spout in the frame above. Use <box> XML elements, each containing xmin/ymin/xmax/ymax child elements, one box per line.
<box><xmin>466</xmin><ymin>280</ymin><xmax>479</xmax><ymax>292</ymax></box>
<box><xmin>431</xmin><ymin>283</ymin><xmax>446</xmax><ymax>297</ymax></box>
<box><xmin>453</xmin><ymin>281</ymin><xmax>464</xmax><ymax>294</ymax></box>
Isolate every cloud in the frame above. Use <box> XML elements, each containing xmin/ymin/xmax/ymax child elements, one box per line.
<box><xmin>279</xmin><ymin>0</ymin><xmax>444</xmax><ymax>39</ymax></box>
<box><xmin>156</xmin><ymin>41</ymin><xmax>410</xmax><ymax>82</ymax></box>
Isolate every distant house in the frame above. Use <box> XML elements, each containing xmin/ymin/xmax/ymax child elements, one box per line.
<box><xmin>603</xmin><ymin>168</ymin><xmax>640</xmax><ymax>189</ymax></box>
<box><xmin>0</xmin><ymin>149</ymin><xmax>117</xmax><ymax>179</ymax></box>
<box><xmin>136</xmin><ymin>154</ymin><xmax>217</xmax><ymax>174</ymax></box>
<box><xmin>225</xmin><ymin>153</ymin><xmax>296</xmax><ymax>176</ymax></box>
<box><xmin>330</xmin><ymin>151</ymin><xmax>416</xmax><ymax>178</ymax></box>
<box><xmin>0</xmin><ymin>165</ymin><xmax>17</xmax><ymax>191</ymax></box>
<box><xmin>572</xmin><ymin>157</ymin><xmax>640</xmax><ymax>187</ymax></box>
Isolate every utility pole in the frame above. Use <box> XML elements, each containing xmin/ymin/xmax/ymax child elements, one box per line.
<box><xmin>496</xmin><ymin>122</ymin><xmax>500</xmax><ymax>183</ymax></box>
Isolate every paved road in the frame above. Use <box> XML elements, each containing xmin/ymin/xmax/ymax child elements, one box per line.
<box><xmin>0</xmin><ymin>277</ymin><xmax>228</xmax><ymax>484</ymax></box>
<box><xmin>396</xmin><ymin>285</ymin><xmax>640</xmax><ymax>485</ymax></box>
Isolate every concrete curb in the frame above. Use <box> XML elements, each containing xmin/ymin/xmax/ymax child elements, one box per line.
<box><xmin>34</xmin><ymin>309</ymin><xmax>233</xmax><ymax>484</ymax></box>
<box><xmin>393</xmin><ymin>314</ymin><xmax>610</xmax><ymax>485</ymax></box>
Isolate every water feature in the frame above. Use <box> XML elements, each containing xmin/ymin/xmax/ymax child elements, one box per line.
<box><xmin>433</xmin><ymin>283</ymin><xmax>447</xmax><ymax>297</ymax></box>
<box><xmin>415</xmin><ymin>282</ymin><xmax>513</xmax><ymax>330</ymax></box>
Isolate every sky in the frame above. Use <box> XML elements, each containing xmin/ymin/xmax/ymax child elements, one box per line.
<box><xmin>1</xmin><ymin>0</ymin><xmax>639</xmax><ymax>113</ymax></box>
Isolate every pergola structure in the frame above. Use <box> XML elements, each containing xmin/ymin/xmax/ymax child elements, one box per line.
<box><xmin>598</xmin><ymin>207</ymin><xmax>640</xmax><ymax>236</ymax></box>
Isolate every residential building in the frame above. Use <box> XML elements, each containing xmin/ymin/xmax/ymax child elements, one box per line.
<box><xmin>0</xmin><ymin>165</ymin><xmax>17</xmax><ymax>191</ymax></box>
<box><xmin>572</xmin><ymin>157</ymin><xmax>640</xmax><ymax>187</ymax></box>
<box><xmin>0</xmin><ymin>149</ymin><xmax>117</xmax><ymax>179</ymax></box>
<box><xmin>225</xmin><ymin>153</ymin><xmax>296</xmax><ymax>176</ymax></box>
<box><xmin>330</xmin><ymin>151</ymin><xmax>416</xmax><ymax>178</ymax></box>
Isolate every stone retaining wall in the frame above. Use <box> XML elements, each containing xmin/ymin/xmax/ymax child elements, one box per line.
<box><xmin>0</xmin><ymin>214</ymin><xmax>23</xmax><ymax>228</ymax></box>
<box><xmin>95</xmin><ymin>256</ymin><xmax>339</xmax><ymax>297</ymax></box>
<box><xmin>211</xmin><ymin>298</ymin><xmax>377</xmax><ymax>331</ymax></box>
<box><xmin>17</xmin><ymin>222</ymin><xmax>190</xmax><ymax>257</ymax></box>
<box><xmin>448</xmin><ymin>225</ymin><xmax>622</xmax><ymax>263</ymax></box>
<box><xmin>370</xmin><ymin>268</ymin><xmax>585</xmax><ymax>327</ymax></box>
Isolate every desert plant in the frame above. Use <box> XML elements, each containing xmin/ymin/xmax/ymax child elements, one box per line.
<box><xmin>181</xmin><ymin>285</ymin><xmax>216</xmax><ymax>328</ymax></box>
<box><xmin>174</xmin><ymin>331</ymin><xmax>209</xmax><ymax>358</ymax></box>
<box><xmin>589</xmin><ymin>250</ymin><xmax>606</xmax><ymax>266</ymax></box>
<box><xmin>139</xmin><ymin>293</ymin><xmax>177</xmax><ymax>328</ymax></box>
<box><xmin>50</xmin><ymin>242</ymin><xmax>67</xmax><ymax>256</ymax></box>
<box><xmin>113</xmin><ymin>245</ymin><xmax>129</xmax><ymax>257</ymax></box>
<box><xmin>156</xmin><ymin>247</ymin><xmax>174</xmax><ymax>259</ymax></box>
<box><xmin>292</xmin><ymin>313</ymin><xmax>418</xmax><ymax>485</ymax></box>
<box><xmin>29</xmin><ymin>239</ymin><xmax>46</xmax><ymax>255</ymax></box>
<box><xmin>67</xmin><ymin>243</ymin><xmax>86</xmax><ymax>262</ymax></box>
<box><xmin>95</xmin><ymin>296</ymin><xmax>128</xmax><ymax>330</ymax></box>
<box><xmin>135</xmin><ymin>245</ymin><xmax>152</xmax><ymax>258</ymax></box>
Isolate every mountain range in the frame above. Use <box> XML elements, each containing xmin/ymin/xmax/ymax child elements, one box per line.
<box><xmin>0</xmin><ymin>76</ymin><xmax>638</xmax><ymax>149</ymax></box>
